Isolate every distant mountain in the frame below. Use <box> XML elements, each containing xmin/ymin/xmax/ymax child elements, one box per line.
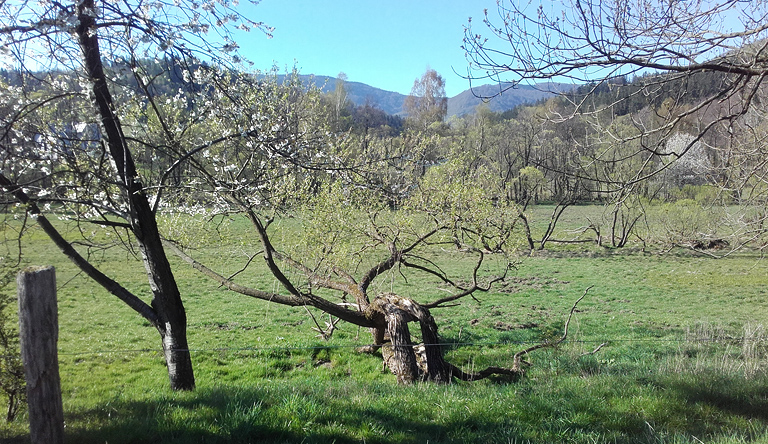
<box><xmin>339</xmin><ymin>80</ymin><xmax>407</xmax><ymax>116</ymax></box>
<box><xmin>281</xmin><ymin>74</ymin><xmax>565</xmax><ymax>117</ymax></box>
<box><xmin>278</xmin><ymin>74</ymin><xmax>406</xmax><ymax>116</ymax></box>
<box><xmin>447</xmin><ymin>83</ymin><xmax>565</xmax><ymax>117</ymax></box>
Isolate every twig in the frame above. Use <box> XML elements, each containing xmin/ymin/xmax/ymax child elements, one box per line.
<box><xmin>226</xmin><ymin>252</ymin><xmax>260</xmax><ymax>281</ymax></box>
<box><xmin>512</xmin><ymin>285</ymin><xmax>592</xmax><ymax>371</ymax></box>
<box><xmin>304</xmin><ymin>306</ymin><xmax>327</xmax><ymax>340</ymax></box>
<box><xmin>579</xmin><ymin>342</ymin><xmax>607</xmax><ymax>357</ymax></box>
<box><xmin>451</xmin><ymin>286</ymin><xmax>594</xmax><ymax>381</ymax></box>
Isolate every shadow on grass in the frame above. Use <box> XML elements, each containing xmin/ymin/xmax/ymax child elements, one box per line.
<box><xmin>4</xmin><ymin>373</ymin><xmax>768</xmax><ymax>444</ymax></box>
<box><xmin>665</xmin><ymin>373</ymin><xmax>768</xmax><ymax>422</ymax></box>
<box><xmin>3</xmin><ymin>385</ymin><xmax>518</xmax><ymax>444</ymax></box>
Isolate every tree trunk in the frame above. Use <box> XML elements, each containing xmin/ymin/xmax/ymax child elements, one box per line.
<box><xmin>371</xmin><ymin>293</ymin><xmax>451</xmax><ymax>384</ymax></box>
<box><xmin>538</xmin><ymin>201</ymin><xmax>572</xmax><ymax>251</ymax></box>
<box><xmin>416</xmin><ymin>309</ymin><xmax>450</xmax><ymax>383</ymax></box>
<box><xmin>518</xmin><ymin>212</ymin><xmax>536</xmax><ymax>251</ymax></box>
<box><xmin>76</xmin><ymin>0</ymin><xmax>194</xmax><ymax>390</ymax></box>
<box><xmin>159</xmin><ymin>323</ymin><xmax>195</xmax><ymax>390</ymax></box>
<box><xmin>373</xmin><ymin>295</ymin><xmax>420</xmax><ymax>384</ymax></box>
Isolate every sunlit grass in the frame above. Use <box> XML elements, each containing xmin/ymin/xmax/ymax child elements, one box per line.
<box><xmin>2</xmin><ymin>206</ymin><xmax>768</xmax><ymax>443</ymax></box>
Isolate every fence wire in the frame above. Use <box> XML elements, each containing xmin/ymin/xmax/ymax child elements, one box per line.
<box><xmin>45</xmin><ymin>335</ymin><xmax>768</xmax><ymax>357</ymax></box>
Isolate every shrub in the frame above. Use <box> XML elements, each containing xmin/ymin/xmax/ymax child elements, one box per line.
<box><xmin>0</xmin><ymin>266</ymin><xmax>25</xmax><ymax>422</ymax></box>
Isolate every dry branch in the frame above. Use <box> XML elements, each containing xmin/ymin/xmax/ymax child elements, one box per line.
<box><xmin>580</xmin><ymin>342</ymin><xmax>607</xmax><ymax>357</ymax></box>
<box><xmin>451</xmin><ymin>286</ymin><xmax>593</xmax><ymax>381</ymax></box>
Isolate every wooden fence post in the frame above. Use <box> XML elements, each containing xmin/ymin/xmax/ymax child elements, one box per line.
<box><xmin>17</xmin><ymin>266</ymin><xmax>64</xmax><ymax>444</ymax></box>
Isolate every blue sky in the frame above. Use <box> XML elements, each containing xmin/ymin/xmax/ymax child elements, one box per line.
<box><xmin>235</xmin><ymin>1</ymin><xmax>494</xmax><ymax>97</ymax></box>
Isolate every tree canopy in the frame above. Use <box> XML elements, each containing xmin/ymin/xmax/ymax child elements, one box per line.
<box><xmin>0</xmin><ymin>0</ymin><xmax>274</xmax><ymax>390</ymax></box>
<box><xmin>404</xmin><ymin>68</ymin><xmax>448</xmax><ymax>131</ymax></box>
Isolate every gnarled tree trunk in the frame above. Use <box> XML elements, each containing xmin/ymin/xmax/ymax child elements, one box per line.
<box><xmin>370</xmin><ymin>293</ymin><xmax>450</xmax><ymax>384</ymax></box>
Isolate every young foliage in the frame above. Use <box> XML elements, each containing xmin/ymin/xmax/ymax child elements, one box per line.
<box><xmin>403</xmin><ymin>68</ymin><xmax>448</xmax><ymax>131</ymax></box>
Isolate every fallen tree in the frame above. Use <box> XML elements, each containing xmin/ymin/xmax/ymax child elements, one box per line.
<box><xmin>166</xmin><ymin>155</ymin><xmax>589</xmax><ymax>384</ymax></box>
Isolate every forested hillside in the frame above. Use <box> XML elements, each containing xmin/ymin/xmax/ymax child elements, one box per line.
<box><xmin>281</xmin><ymin>74</ymin><xmax>560</xmax><ymax>117</ymax></box>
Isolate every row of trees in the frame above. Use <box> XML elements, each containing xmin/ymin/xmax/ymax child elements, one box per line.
<box><xmin>2</xmin><ymin>0</ymin><xmax>768</xmax><ymax>390</ymax></box>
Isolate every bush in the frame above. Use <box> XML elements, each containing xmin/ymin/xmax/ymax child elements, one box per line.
<box><xmin>645</xmin><ymin>199</ymin><xmax>725</xmax><ymax>246</ymax></box>
<box><xmin>669</xmin><ymin>184</ymin><xmax>722</xmax><ymax>205</ymax></box>
<box><xmin>0</xmin><ymin>266</ymin><xmax>25</xmax><ymax>422</ymax></box>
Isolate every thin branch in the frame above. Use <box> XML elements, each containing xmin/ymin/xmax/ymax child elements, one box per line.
<box><xmin>580</xmin><ymin>342</ymin><xmax>607</xmax><ymax>357</ymax></box>
<box><xmin>448</xmin><ymin>286</ymin><xmax>593</xmax><ymax>381</ymax></box>
<box><xmin>0</xmin><ymin>172</ymin><xmax>160</xmax><ymax>328</ymax></box>
<box><xmin>512</xmin><ymin>285</ymin><xmax>592</xmax><ymax>371</ymax></box>
<box><xmin>163</xmin><ymin>239</ymin><xmax>376</xmax><ymax>328</ymax></box>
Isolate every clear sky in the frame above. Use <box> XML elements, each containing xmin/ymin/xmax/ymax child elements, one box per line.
<box><xmin>234</xmin><ymin>0</ymin><xmax>494</xmax><ymax>97</ymax></box>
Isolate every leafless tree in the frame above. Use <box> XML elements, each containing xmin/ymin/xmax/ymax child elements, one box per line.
<box><xmin>463</xmin><ymin>0</ymin><xmax>768</xmax><ymax>187</ymax></box>
<box><xmin>463</xmin><ymin>0</ymin><xmax>768</xmax><ymax>252</ymax></box>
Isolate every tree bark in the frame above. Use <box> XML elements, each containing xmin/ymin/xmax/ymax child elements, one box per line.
<box><xmin>17</xmin><ymin>266</ymin><xmax>64</xmax><ymax>444</ymax></box>
<box><xmin>76</xmin><ymin>0</ymin><xmax>194</xmax><ymax>390</ymax></box>
<box><xmin>373</xmin><ymin>295</ymin><xmax>420</xmax><ymax>384</ymax></box>
<box><xmin>518</xmin><ymin>211</ymin><xmax>536</xmax><ymax>251</ymax></box>
<box><xmin>371</xmin><ymin>293</ymin><xmax>451</xmax><ymax>384</ymax></box>
<box><xmin>415</xmin><ymin>308</ymin><xmax>450</xmax><ymax>383</ymax></box>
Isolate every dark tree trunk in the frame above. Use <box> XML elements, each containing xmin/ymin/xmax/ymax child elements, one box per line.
<box><xmin>517</xmin><ymin>211</ymin><xmax>536</xmax><ymax>251</ymax></box>
<box><xmin>76</xmin><ymin>0</ymin><xmax>194</xmax><ymax>390</ymax></box>
<box><xmin>538</xmin><ymin>201</ymin><xmax>573</xmax><ymax>251</ymax></box>
<box><xmin>416</xmin><ymin>309</ymin><xmax>450</xmax><ymax>383</ymax></box>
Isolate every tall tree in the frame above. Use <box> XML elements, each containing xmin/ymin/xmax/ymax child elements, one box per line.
<box><xmin>333</xmin><ymin>72</ymin><xmax>351</xmax><ymax>124</ymax></box>
<box><xmin>0</xmin><ymin>0</ymin><xmax>270</xmax><ymax>390</ymax></box>
<box><xmin>403</xmin><ymin>68</ymin><xmax>448</xmax><ymax>130</ymax></box>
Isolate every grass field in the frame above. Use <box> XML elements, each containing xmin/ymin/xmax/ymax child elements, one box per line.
<box><xmin>1</xmin><ymin>205</ymin><xmax>768</xmax><ymax>443</ymax></box>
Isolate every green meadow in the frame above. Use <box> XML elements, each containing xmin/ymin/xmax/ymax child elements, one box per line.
<box><xmin>2</xmin><ymin>205</ymin><xmax>768</xmax><ymax>443</ymax></box>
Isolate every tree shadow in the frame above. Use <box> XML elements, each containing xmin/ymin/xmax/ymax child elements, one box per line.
<box><xmin>664</xmin><ymin>374</ymin><xmax>768</xmax><ymax>422</ymax></box>
<box><xmin>4</xmin><ymin>373</ymin><xmax>768</xmax><ymax>444</ymax></box>
<box><xmin>3</xmin><ymin>384</ymin><xmax>522</xmax><ymax>444</ymax></box>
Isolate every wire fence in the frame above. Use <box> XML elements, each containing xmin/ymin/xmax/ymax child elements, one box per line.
<box><xmin>49</xmin><ymin>335</ymin><xmax>768</xmax><ymax>357</ymax></box>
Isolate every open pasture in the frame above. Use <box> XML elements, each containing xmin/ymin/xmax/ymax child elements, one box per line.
<box><xmin>2</xmin><ymin>205</ymin><xmax>768</xmax><ymax>443</ymax></box>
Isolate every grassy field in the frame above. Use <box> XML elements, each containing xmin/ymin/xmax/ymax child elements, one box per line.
<box><xmin>1</xmin><ymin>205</ymin><xmax>768</xmax><ymax>443</ymax></box>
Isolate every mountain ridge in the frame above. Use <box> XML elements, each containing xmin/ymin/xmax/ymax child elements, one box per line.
<box><xmin>280</xmin><ymin>74</ymin><xmax>562</xmax><ymax>117</ymax></box>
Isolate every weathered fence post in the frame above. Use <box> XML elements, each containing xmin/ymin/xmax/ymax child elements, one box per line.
<box><xmin>17</xmin><ymin>266</ymin><xmax>64</xmax><ymax>444</ymax></box>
